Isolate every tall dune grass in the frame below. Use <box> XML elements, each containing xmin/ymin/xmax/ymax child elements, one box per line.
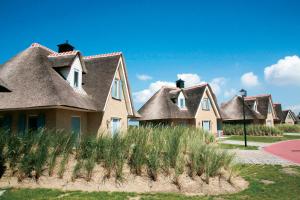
<box><xmin>0</xmin><ymin>126</ymin><xmax>236</xmax><ymax>187</ymax></box>
<box><xmin>223</xmin><ymin>124</ymin><xmax>283</xmax><ymax>136</ymax></box>
<box><xmin>276</xmin><ymin>124</ymin><xmax>300</xmax><ymax>133</ymax></box>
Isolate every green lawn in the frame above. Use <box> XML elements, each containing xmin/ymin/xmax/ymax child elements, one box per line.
<box><xmin>226</xmin><ymin>135</ymin><xmax>300</xmax><ymax>143</ymax></box>
<box><xmin>1</xmin><ymin>165</ymin><xmax>299</xmax><ymax>200</ymax></box>
<box><xmin>219</xmin><ymin>143</ymin><xmax>258</xmax><ymax>150</ymax></box>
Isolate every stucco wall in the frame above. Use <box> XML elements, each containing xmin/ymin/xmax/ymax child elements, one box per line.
<box><xmin>284</xmin><ymin>112</ymin><xmax>295</xmax><ymax>125</ymax></box>
<box><xmin>195</xmin><ymin>90</ymin><xmax>218</xmax><ymax>134</ymax></box>
<box><xmin>266</xmin><ymin>103</ymin><xmax>275</xmax><ymax>127</ymax></box>
<box><xmin>0</xmin><ymin>109</ymin><xmax>90</xmax><ymax>135</ymax></box>
<box><xmin>55</xmin><ymin>109</ymin><xmax>88</xmax><ymax>134</ymax></box>
<box><xmin>98</xmin><ymin>67</ymin><xmax>129</xmax><ymax>136</ymax></box>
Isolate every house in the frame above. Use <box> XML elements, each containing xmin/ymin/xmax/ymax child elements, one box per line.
<box><xmin>138</xmin><ymin>79</ymin><xmax>222</xmax><ymax>134</ymax></box>
<box><xmin>221</xmin><ymin>94</ymin><xmax>277</xmax><ymax>126</ymax></box>
<box><xmin>282</xmin><ymin>110</ymin><xmax>298</xmax><ymax>125</ymax></box>
<box><xmin>0</xmin><ymin>42</ymin><xmax>138</xmax><ymax>136</ymax></box>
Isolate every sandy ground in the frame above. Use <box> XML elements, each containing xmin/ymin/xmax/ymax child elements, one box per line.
<box><xmin>0</xmin><ymin>156</ymin><xmax>248</xmax><ymax>196</ymax></box>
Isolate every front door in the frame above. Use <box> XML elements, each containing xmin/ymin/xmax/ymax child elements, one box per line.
<box><xmin>71</xmin><ymin>117</ymin><xmax>81</xmax><ymax>141</ymax></box>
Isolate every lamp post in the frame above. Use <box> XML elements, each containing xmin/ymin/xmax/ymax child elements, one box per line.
<box><xmin>239</xmin><ymin>89</ymin><xmax>247</xmax><ymax>147</ymax></box>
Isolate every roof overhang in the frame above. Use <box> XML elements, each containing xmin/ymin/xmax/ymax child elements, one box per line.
<box><xmin>0</xmin><ymin>105</ymin><xmax>97</xmax><ymax>112</ymax></box>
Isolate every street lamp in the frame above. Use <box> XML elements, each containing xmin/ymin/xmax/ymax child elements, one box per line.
<box><xmin>239</xmin><ymin>89</ymin><xmax>247</xmax><ymax>147</ymax></box>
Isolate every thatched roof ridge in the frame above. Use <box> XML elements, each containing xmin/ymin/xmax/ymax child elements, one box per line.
<box><xmin>220</xmin><ymin>96</ymin><xmax>265</xmax><ymax>120</ymax></box>
<box><xmin>138</xmin><ymin>83</ymin><xmax>219</xmax><ymax>121</ymax></box>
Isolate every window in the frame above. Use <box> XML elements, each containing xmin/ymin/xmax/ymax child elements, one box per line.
<box><xmin>112</xmin><ymin>78</ymin><xmax>123</xmax><ymax>100</ymax></box>
<box><xmin>253</xmin><ymin>101</ymin><xmax>257</xmax><ymax>112</ymax></box>
<box><xmin>268</xmin><ymin>103</ymin><xmax>272</xmax><ymax>114</ymax></box>
<box><xmin>111</xmin><ymin>118</ymin><xmax>121</xmax><ymax>135</ymax></box>
<box><xmin>71</xmin><ymin>116</ymin><xmax>81</xmax><ymax>141</ymax></box>
<box><xmin>28</xmin><ymin>116</ymin><xmax>39</xmax><ymax>132</ymax></box>
<box><xmin>179</xmin><ymin>98</ymin><xmax>185</xmax><ymax>109</ymax></box>
<box><xmin>202</xmin><ymin>98</ymin><xmax>210</xmax><ymax>110</ymax></box>
<box><xmin>74</xmin><ymin>71</ymin><xmax>79</xmax><ymax>88</ymax></box>
<box><xmin>202</xmin><ymin>121</ymin><xmax>211</xmax><ymax>131</ymax></box>
<box><xmin>177</xmin><ymin>92</ymin><xmax>186</xmax><ymax>109</ymax></box>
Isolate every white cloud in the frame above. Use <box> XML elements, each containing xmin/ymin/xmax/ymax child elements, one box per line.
<box><xmin>209</xmin><ymin>77</ymin><xmax>226</xmax><ymax>95</ymax></box>
<box><xmin>241</xmin><ymin>72</ymin><xmax>260</xmax><ymax>87</ymax></box>
<box><xmin>287</xmin><ymin>104</ymin><xmax>300</xmax><ymax>114</ymax></box>
<box><xmin>133</xmin><ymin>73</ymin><xmax>227</xmax><ymax>104</ymax></box>
<box><xmin>136</xmin><ymin>74</ymin><xmax>152</xmax><ymax>81</ymax></box>
<box><xmin>264</xmin><ymin>55</ymin><xmax>300</xmax><ymax>86</ymax></box>
<box><xmin>177</xmin><ymin>73</ymin><xmax>202</xmax><ymax>87</ymax></box>
<box><xmin>224</xmin><ymin>88</ymin><xmax>237</xmax><ymax>98</ymax></box>
<box><xmin>133</xmin><ymin>81</ymin><xmax>175</xmax><ymax>103</ymax></box>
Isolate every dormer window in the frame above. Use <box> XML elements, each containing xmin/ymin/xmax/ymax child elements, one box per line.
<box><xmin>268</xmin><ymin>103</ymin><xmax>272</xmax><ymax>113</ymax></box>
<box><xmin>177</xmin><ymin>92</ymin><xmax>186</xmax><ymax>109</ymax></box>
<box><xmin>253</xmin><ymin>101</ymin><xmax>257</xmax><ymax>112</ymax></box>
<box><xmin>112</xmin><ymin>78</ymin><xmax>123</xmax><ymax>100</ymax></box>
<box><xmin>74</xmin><ymin>70</ymin><xmax>79</xmax><ymax>88</ymax></box>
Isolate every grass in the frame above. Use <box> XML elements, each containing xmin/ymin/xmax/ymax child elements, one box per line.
<box><xmin>227</xmin><ymin>135</ymin><xmax>300</xmax><ymax>143</ymax></box>
<box><xmin>276</xmin><ymin>124</ymin><xmax>300</xmax><ymax>133</ymax></box>
<box><xmin>223</xmin><ymin>124</ymin><xmax>283</xmax><ymax>136</ymax></box>
<box><xmin>1</xmin><ymin>164</ymin><xmax>299</xmax><ymax>199</ymax></box>
<box><xmin>219</xmin><ymin>143</ymin><xmax>258</xmax><ymax>150</ymax></box>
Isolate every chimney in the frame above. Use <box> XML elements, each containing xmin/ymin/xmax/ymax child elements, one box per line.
<box><xmin>176</xmin><ymin>79</ymin><xmax>185</xmax><ymax>89</ymax></box>
<box><xmin>57</xmin><ymin>40</ymin><xmax>74</xmax><ymax>53</ymax></box>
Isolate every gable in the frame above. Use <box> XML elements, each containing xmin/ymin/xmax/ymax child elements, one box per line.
<box><xmin>103</xmin><ymin>58</ymin><xmax>133</xmax><ymax>116</ymax></box>
<box><xmin>267</xmin><ymin>97</ymin><xmax>276</xmax><ymax>119</ymax></box>
<box><xmin>195</xmin><ymin>86</ymin><xmax>221</xmax><ymax>118</ymax></box>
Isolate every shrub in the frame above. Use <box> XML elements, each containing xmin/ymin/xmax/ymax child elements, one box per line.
<box><xmin>223</xmin><ymin>124</ymin><xmax>283</xmax><ymax>136</ymax></box>
<box><xmin>276</xmin><ymin>124</ymin><xmax>300</xmax><ymax>133</ymax></box>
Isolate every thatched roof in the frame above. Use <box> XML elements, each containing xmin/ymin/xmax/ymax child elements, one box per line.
<box><xmin>83</xmin><ymin>54</ymin><xmax>121</xmax><ymax>110</ymax></box>
<box><xmin>0</xmin><ymin>43</ymin><xmax>136</xmax><ymax>114</ymax></box>
<box><xmin>245</xmin><ymin>95</ymin><xmax>274</xmax><ymax>119</ymax></box>
<box><xmin>282</xmin><ymin>110</ymin><xmax>298</xmax><ymax>122</ymax></box>
<box><xmin>48</xmin><ymin>51</ymin><xmax>87</xmax><ymax>73</ymax></box>
<box><xmin>220</xmin><ymin>96</ymin><xmax>264</xmax><ymax>121</ymax></box>
<box><xmin>273</xmin><ymin>103</ymin><xmax>284</xmax><ymax>122</ymax></box>
<box><xmin>138</xmin><ymin>83</ymin><xmax>220</xmax><ymax>121</ymax></box>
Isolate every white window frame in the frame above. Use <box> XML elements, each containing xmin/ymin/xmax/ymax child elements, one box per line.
<box><xmin>177</xmin><ymin>92</ymin><xmax>186</xmax><ymax>109</ymax></box>
<box><xmin>202</xmin><ymin>120</ymin><xmax>211</xmax><ymax>131</ymax></box>
<box><xmin>111</xmin><ymin>117</ymin><xmax>121</xmax><ymax>135</ymax></box>
<box><xmin>202</xmin><ymin>98</ymin><xmax>210</xmax><ymax>111</ymax></box>
<box><xmin>253</xmin><ymin>101</ymin><xmax>257</xmax><ymax>112</ymax></box>
<box><xmin>112</xmin><ymin>78</ymin><xmax>122</xmax><ymax>100</ymax></box>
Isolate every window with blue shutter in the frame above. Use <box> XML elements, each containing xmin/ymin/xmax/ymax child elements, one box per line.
<box><xmin>18</xmin><ymin>113</ymin><xmax>26</xmax><ymax>135</ymax></box>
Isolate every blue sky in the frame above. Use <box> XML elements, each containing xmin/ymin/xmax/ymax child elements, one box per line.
<box><xmin>1</xmin><ymin>0</ymin><xmax>300</xmax><ymax>113</ymax></box>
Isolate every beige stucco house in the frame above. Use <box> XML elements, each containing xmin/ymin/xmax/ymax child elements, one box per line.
<box><xmin>221</xmin><ymin>94</ymin><xmax>278</xmax><ymax>126</ymax></box>
<box><xmin>282</xmin><ymin>110</ymin><xmax>298</xmax><ymax>125</ymax></box>
<box><xmin>138</xmin><ymin>80</ymin><xmax>222</xmax><ymax>134</ymax></box>
<box><xmin>0</xmin><ymin>42</ymin><xmax>137</xmax><ymax>137</ymax></box>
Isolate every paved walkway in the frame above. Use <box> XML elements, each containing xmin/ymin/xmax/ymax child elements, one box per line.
<box><xmin>220</xmin><ymin>139</ymin><xmax>269</xmax><ymax>147</ymax></box>
<box><xmin>284</xmin><ymin>133</ymin><xmax>300</xmax><ymax>136</ymax></box>
<box><xmin>231</xmin><ymin>149</ymin><xmax>296</xmax><ymax>165</ymax></box>
<box><xmin>264</xmin><ymin>140</ymin><xmax>300</xmax><ymax>164</ymax></box>
<box><xmin>220</xmin><ymin>139</ymin><xmax>299</xmax><ymax>165</ymax></box>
